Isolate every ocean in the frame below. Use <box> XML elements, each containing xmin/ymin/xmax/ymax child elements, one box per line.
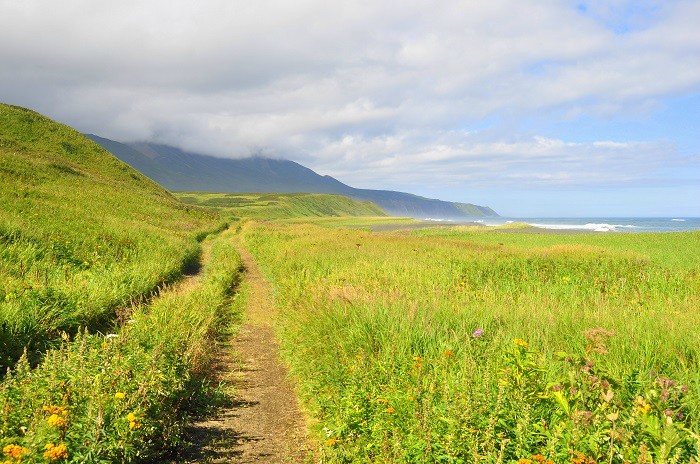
<box><xmin>432</xmin><ymin>217</ymin><xmax>700</xmax><ymax>233</ymax></box>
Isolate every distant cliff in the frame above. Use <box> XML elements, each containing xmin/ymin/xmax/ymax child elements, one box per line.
<box><xmin>87</xmin><ymin>134</ymin><xmax>498</xmax><ymax>218</ymax></box>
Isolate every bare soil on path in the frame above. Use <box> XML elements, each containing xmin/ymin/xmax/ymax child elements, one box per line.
<box><xmin>180</xmin><ymin>242</ymin><xmax>310</xmax><ymax>463</ymax></box>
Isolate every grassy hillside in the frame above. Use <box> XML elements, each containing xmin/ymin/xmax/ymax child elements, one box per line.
<box><xmin>0</xmin><ymin>103</ymin><xmax>220</xmax><ymax>369</ymax></box>
<box><xmin>176</xmin><ymin>192</ymin><xmax>387</xmax><ymax>220</ymax></box>
<box><xmin>242</xmin><ymin>220</ymin><xmax>700</xmax><ymax>462</ymax></box>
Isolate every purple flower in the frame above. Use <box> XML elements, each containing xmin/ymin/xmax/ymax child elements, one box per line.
<box><xmin>472</xmin><ymin>328</ymin><xmax>483</xmax><ymax>338</ymax></box>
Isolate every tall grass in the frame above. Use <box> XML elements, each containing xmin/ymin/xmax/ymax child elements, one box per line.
<box><xmin>0</xmin><ymin>231</ymin><xmax>243</xmax><ymax>462</ymax></box>
<box><xmin>243</xmin><ymin>221</ymin><xmax>700</xmax><ymax>463</ymax></box>
<box><xmin>0</xmin><ymin>103</ymin><xmax>222</xmax><ymax>369</ymax></box>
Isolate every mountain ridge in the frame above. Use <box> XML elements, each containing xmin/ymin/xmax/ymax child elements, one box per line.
<box><xmin>87</xmin><ymin>134</ymin><xmax>498</xmax><ymax>218</ymax></box>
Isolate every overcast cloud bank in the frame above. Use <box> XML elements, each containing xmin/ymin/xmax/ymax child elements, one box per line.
<box><xmin>1</xmin><ymin>0</ymin><xmax>698</xmax><ymax>215</ymax></box>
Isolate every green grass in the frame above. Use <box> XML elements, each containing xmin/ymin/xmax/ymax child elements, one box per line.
<box><xmin>0</xmin><ymin>103</ymin><xmax>222</xmax><ymax>369</ymax></box>
<box><xmin>175</xmin><ymin>192</ymin><xmax>387</xmax><ymax>220</ymax></box>
<box><xmin>413</xmin><ymin>226</ymin><xmax>700</xmax><ymax>271</ymax></box>
<box><xmin>242</xmin><ymin>220</ymin><xmax>700</xmax><ymax>463</ymax></box>
<box><xmin>0</xmin><ymin>230</ymin><xmax>243</xmax><ymax>462</ymax></box>
<box><xmin>0</xmin><ymin>103</ymin><xmax>247</xmax><ymax>462</ymax></box>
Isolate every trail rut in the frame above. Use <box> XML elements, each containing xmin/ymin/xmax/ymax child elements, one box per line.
<box><xmin>180</xmin><ymin>242</ymin><xmax>310</xmax><ymax>463</ymax></box>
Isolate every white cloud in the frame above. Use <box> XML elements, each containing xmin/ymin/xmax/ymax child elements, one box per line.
<box><xmin>306</xmin><ymin>130</ymin><xmax>678</xmax><ymax>189</ymax></box>
<box><xmin>1</xmin><ymin>0</ymin><xmax>699</xmax><ymax>196</ymax></box>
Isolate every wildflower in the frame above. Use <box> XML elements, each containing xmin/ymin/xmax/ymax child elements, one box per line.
<box><xmin>531</xmin><ymin>455</ymin><xmax>547</xmax><ymax>463</ymax></box>
<box><xmin>127</xmin><ymin>412</ymin><xmax>140</xmax><ymax>429</ymax></box>
<box><xmin>412</xmin><ymin>356</ymin><xmax>424</xmax><ymax>363</ymax></box>
<box><xmin>635</xmin><ymin>396</ymin><xmax>651</xmax><ymax>415</ymax></box>
<box><xmin>105</xmin><ymin>333</ymin><xmax>118</xmax><ymax>340</ymax></box>
<box><xmin>47</xmin><ymin>414</ymin><xmax>67</xmax><ymax>427</ymax></box>
<box><xmin>3</xmin><ymin>444</ymin><xmax>28</xmax><ymax>459</ymax></box>
<box><xmin>471</xmin><ymin>328</ymin><xmax>483</xmax><ymax>338</ymax></box>
<box><xmin>384</xmin><ymin>407</ymin><xmax>395</xmax><ymax>414</ymax></box>
<box><xmin>570</xmin><ymin>451</ymin><xmax>586</xmax><ymax>464</ymax></box>
<box><xmin>518</xmin><ymin>459</ymin><xmax>533</xmax><ymax>464</ymax></box>
<box><xmin>513</xmin><ymin>338</ymin><xmax>528</xmax><ymax>347</ymax></box>
<box><xmin>325</xmin><ymin>438</ymin><xmax>338</xmax><ymax>446</ymax></box>
<box><xmin>444</xmin><ymin>349</ymin><xmax>454</xmax><ymax>357</ymax></box>
<box><xmin>42</xmin><ymin>406</ymin><xmax>68</xmax><ymax>416</ymax></box>
<box><xmin>114</xmin><ymin>392</ymin><xmax>126</xmax><ymax>400</ymax></box>
<box><xmin>44</xmin><ymin>443</ymin><xmax>68</xmax><ymax>461</ymax></box>
<box><xmin>377</xmin><ymin>398</ymin><xmax>388</xmax><ymax>404</ymax></box>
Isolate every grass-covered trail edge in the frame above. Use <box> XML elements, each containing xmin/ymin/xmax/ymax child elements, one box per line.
<box><xmin>0</xmin><ymin>229</ymin><xmax>243</xmax><ymax>462</ymax></box>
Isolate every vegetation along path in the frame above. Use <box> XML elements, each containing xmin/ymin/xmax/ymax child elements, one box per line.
<box><xmin>183</xmin><ymin>240</ymin><xmax>310</xmax><ymax>463</ymax></box>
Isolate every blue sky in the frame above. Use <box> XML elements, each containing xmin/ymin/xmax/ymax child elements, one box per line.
<box><xmin>1</xmin><ymin>0</ymin><xmax>698</xmax><ymax>216</ymax></box>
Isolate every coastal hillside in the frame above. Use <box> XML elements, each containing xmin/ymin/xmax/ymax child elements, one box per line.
<box><xmin>0</xmin><ymin>103</ymin><xmax>219</xmax><ymax>368</ymax></box>
<box><xmin>87</xmin><ymin>135</ymin><xmax>498</xmax><ymax>219</ymax></box>
<box><xmin>177</xmin><ymin>192</ymin><xmax>387</xmax><ymax>220</ymax></box>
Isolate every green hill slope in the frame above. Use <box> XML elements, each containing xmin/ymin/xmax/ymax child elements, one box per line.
<box><xmin>0</xmin><ymin>103</ymin><xmax>219</xmax><ymax>369</ymax></box>
<box><xmin>177</xmin><ymin>192</ymin><xmax>387</xmax><ymax>219</ymax></box>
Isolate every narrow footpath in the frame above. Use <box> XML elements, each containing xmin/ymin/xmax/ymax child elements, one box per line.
<box><xmin>181</xmin><ymin>242</ymin><xmax>310</xmax><ymax>463</ymax></box>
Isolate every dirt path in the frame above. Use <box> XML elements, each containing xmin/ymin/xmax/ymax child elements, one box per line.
<box><xmin>181</xmin><ymin>241</ymin><xmax>310</xmax><ymax>463</ymax></box>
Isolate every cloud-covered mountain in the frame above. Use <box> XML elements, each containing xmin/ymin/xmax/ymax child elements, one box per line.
<box><xmin>87</xmin><ymin>134</ymin><xmax>497</xmax><ymax>218</ymax></box>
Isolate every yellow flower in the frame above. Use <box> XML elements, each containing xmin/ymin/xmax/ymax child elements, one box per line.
<box><xmin>114</xmin><ymin>392</ymin><xmax>126</xmax><ymax>400</ymax></box>
<box><xmin>635</xmin><ymin>396</ymin><xmax>651</xmax><ymax>415</ymax></box>
<box><xmin>412</xmin><ymin>356</ymin><xmax>424</xmax><ymax>363</ymax></box>
<box><xmin>325</xmin><ymin>438</ymin><xmax>338</xmax><ymax>446</ymax></box>
<box><xmin>513</xmin><ymin>338</ymin><xmax>529</xmax><ymax>347</ymax></box>
<box><xmin>570</xmin><ymin>451</ymin><xmax>586</xmax><ymax>464</ymax></box>
<box><xmin>384</xmin><ymin>407</ymin><xmax>395</xmax><ymax>414</ymax></box>
<box><xmin>444</xmin><ymin>349</ymin><xmax>454</xmax><ymax>357</ymax></box>
<box><xmin>44</xmin><ymin>443</ymin><xmax>68</xmax><ymax>461</ymax></box>
<box><xmin>3</xmin><ymin>444</ymin><xmax>28</xmax><ymax>459</ymax></box>
<box><xmin>47</xmin><ymin>414</ymin><xmax>68</xmax><ymax>427</ymax></box>
<box><xmin>127</xmin><ymin>412</ymin><xmax>141</xmax><ymax>429</ymax></box>
<box><xmin>42</xmin><ymin>405</ymin><xmax>68</xmax><ymax>416</ymax></box>
<box><xmin>518</xmin><ymin>459</ymin><xmax>533</xmax><ymax>464</ymax></box>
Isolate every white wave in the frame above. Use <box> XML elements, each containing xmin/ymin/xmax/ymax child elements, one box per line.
<box><xmin>671</xmin><ymin>218</ymin><xmax>686</xmax><ymax>222</ymax></box>
<box><xmin>529</xmin><ymin>222</ymin><xmax>639</xmax><ymax>232</ymax></box>
<box><xmin>423</xmin><ymin>218</ymin><xmax>454</xmax><ymax>222</ymax></box>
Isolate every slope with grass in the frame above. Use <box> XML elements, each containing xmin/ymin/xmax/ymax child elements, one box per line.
<box><xmin>241</xmin><ymin>220</ymin><xmax>700</xmax><ymax>463</ymax></box>
<box><xmin>176</xmin><ymin>192</ymin><xmax>387</xmax><ymax>220</ymax></box>
<box><xmin>0</xmin><ymin>102</ymin><xmax>220</xmax><ymax>368</ymax></box>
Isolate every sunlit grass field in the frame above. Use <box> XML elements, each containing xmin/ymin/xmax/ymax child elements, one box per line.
<box><xmin>176</xmin><ymin>192</ymin><xmax>386</xmax><ymax>220</ymax></box>
<box><xmin>242</xmin><ymin>220</ymin><xmax>700</xmax><ymax>463</ymax></box>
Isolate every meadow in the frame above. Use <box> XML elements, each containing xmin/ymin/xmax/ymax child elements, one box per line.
<box><xmin>240</xmin><ymin>218</ymin><xmax>700</xmax><ymax>463</ymax></box>
<box><xmin>176</xmin><ymin>192</ymin><xmax>386</xmax><ymax>220</ymax></box>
